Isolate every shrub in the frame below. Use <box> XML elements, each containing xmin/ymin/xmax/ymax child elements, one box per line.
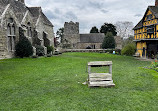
<box><xmin>148</xmin><ymin>61</ymin><xmax>158</xmax><ymax>72</ymax></box>
<box><xmin>102</xmin><ymin>32</ymin><xmax>115</xmax><ymax>49</ymax></box>
<box><xmin>151</xmin><ymin>61</ymin><xmax>158</xmax><ymax>68</ymax></box>
<box><xmin>35</xmin><ymin>45</ymin><xmax>45</xmax><ymax>56</ymax></box>
<box><xmin>15</xmin><ymin>37</ymin><xmax>33</xmax><ymax>58</ymax></box>
<box><xmin>121</xmin><ymin>43</ymin><xmax>136</xmax><ymax>56</ymax></box>
<box><xmin>47</xmin><ymin>46</ymin><xmax>54</xmax><ymax>54</ymax></box>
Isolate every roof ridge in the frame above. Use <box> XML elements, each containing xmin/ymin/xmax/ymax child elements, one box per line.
<box><xmin>28</xmin><ymin>7</ymin><xmax>41</xmax><ymax>8</ymax></box>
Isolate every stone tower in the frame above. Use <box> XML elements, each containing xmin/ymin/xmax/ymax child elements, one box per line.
<box><xmin>63</xmin><ymin>21</ymin><xmax>80</xmax><ymax>49</ymax></box>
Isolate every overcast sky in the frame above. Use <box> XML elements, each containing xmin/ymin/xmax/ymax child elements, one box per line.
<box><xmin>25</xmin><ymin>0</ymin><xmax>154</xmax><ymax>34</ymax></box>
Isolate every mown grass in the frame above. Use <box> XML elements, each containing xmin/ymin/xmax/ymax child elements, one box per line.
<box><xmin>0</xmin><ymin>52</ymin><xmax>158</xmax><ymax>111</ymax></box>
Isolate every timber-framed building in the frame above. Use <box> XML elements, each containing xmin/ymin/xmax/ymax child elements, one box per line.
<box><xmin>133</xmin><ymin>0</ymin><xmax>158</xmax><ymax>58</ymax></box>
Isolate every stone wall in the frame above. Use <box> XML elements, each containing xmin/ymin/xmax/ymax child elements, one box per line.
<box><xmin>63</xmin><ymin>21</ymin><xmax>123</xmax><ymax>50</ymax></box>
<box><xmin>44</xmin><ymin>24</ymin><xmax>55</xmax><ymax>46</ymax></box>
<box><xmin>64</xmin><ymin>21</ymin><xmax>80</xmax><ymax>49</ymax></box>
<box><xmin>77</xmin><ymin>43</ymin><xmax>102</xmax><ymax>49</ymax></box>
<box><xmin>64</xmin><ymin>21</ymin><xmax>79</xmax><ymax>34</ymax></box>
<box><xmin>0</xmin><ymin>7</ymin><xmax>20</xmax><ymax>58</ymax></box>
<box><xmin>0</xmin><ymin>2</ymin><xmax>55</xmax><ymax>58</ymax></box>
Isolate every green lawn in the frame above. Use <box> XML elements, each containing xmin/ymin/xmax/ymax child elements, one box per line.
<box><xmin>0</xmin><ymin>53</ymin><xmax>158</xmax><ymax>111</ymax></box>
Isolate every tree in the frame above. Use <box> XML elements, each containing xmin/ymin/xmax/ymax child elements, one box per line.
<box><xmin>121</xmin><ymin>43</ymin><xmax>136</xmax><ymax>56</ymax></box>
<box><xmin>15</xmin><ymin>28</ymin><xmax>33</xmax><ymax>58</ymax></box>
<box><xmin>100</xmin><ymin>23</ymin><xmax>117</xmax><ymax>36</ymax></box>
<box><xmin>56</xmin><ymin>27</ymin><xmax>64</xmax><ymax>43</ymax></box>
<box><xmin>115</xmin><ymin>21</ymin><xmax>134</xmax><ymax>39</ymax></box>
<box><xmin>90</xmin><ymin>26</ymin><xmax>99</xmax><ymax>33</ymax></box>
<box><xmin>102</xmin><ymin>32</ymin><xmax>115</xmax><ymax>49</ymax></box>
<box><xmin>122</xmin><ymin>35</ymin><xmax>134</xmax><ymax>47</ymax></box>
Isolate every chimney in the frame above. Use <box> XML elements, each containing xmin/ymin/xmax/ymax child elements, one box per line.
<box><xmin>156</xmin><ymin>0</ymin><xmax>158</xmax><ymax>6</ymax></box>
<box><xmin>18</xmin><ymin>0</ymin><xmax>25</xmax><ymax>4</ymax></box>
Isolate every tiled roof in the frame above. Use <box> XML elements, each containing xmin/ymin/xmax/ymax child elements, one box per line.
<box><xmin>149</xmin><ymin>6</ymin><xmax>158</xmax><ymax>18</ymax></box>
<box><xmin>0</xmin><ymin>0</ymin><xmax>11</xmax><ymax>15</ymax></box>
<box><xmin>28</xmin><ymin>7</ymin><xmax>41</xmax><ymax>23</ymax></box>
<box><xmin>28</xmin><ymin>7</ymin><xmax>53</xmax><ymax>26</ymax></box>
<box><xmin>41</xmin><ymin>11</ymin><xmax>53</xmax><ymax>26</ymax></box>
<box><xmin>133</xmin><ymin>19</ymin><xmax>143</xmax><ymax>30</ymax></box>
<box><xmin>133</xmin><ymin>6</ymin><xmax>158</xmax><ymax>30</ymax></box>
<box><xmin>0</xmin><ymin>0</ymin><xmax>27</xmax><ymax>22</ymax></box>
<box><xmin>0</xmin><ymin>0</ymin><xmax>53</xmax><ymax>26</ymax></box>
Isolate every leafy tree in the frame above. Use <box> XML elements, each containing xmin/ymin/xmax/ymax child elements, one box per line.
<box><xmin>100</xmin><ymin>23</ymin><xmax>117</xmax><ymax>36</ymax></box>
<box><xmin>121</xmin><ymin>43</ymin><xmax>136</xmax><ymax>56</ymax></box>
<box><xmin>15</xmin><ymin>29</ymin><xmax>33</xmax><ymax>58</ymax></box>
<box><xmin>90</xmin><ymin>26</ymin><xmax>99</xmax><ymax>33</ymax></box>
<box><xmin>56</xmin><ymin>27</ymin><xmax>64</xmax><ymax>43</ymax></box>
<box><xmin>102</xmin><ymin>32</ymin><xmax>115</xmax><ymax>49</ymax></box>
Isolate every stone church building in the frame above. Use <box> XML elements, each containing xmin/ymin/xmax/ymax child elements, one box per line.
<box><xmin>63</xmin><ymin>21</ymin><xmax>122</xmax><ymax>49</ymax></box>
<box><xmin>0</xmin><ymin>0</ymin><xmax>55</xmax><ymax>58</ymax></box>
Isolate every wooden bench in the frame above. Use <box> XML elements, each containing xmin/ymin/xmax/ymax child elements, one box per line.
<box><xmin>88</xmin><ymin>61</ymin><xmax>115</xmax><ymax>88</ymax></box>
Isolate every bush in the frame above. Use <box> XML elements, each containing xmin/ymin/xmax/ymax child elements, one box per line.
<box><xmin>102</xmin><ymin>32</ymin><xmax>115</xmax><ymax>49</ymax></box>
<box><xmin>47</xmin><ymin>46</ymin><xmax>54</xmax><ymax>54</ymax></box>
<box><xmin>15</xmin><ymin>37</ymin><xmax>33</xmax><ymax>58</ymax></box>
<box><xmin>121</xmin><ymin>43</ymin><xmax>136</xmax><ymax>56</ymax></box>
<box><xmin>151</xmin><ymin>62</ymin><xmax>158</xmax><ymax>68</ymax></box>
<box><xmin>148</xmin><ymin>61</ymin><xmax>158</xmax><ymax>72</ymax></box>
<box><xmin>35</xmin><ymin>45</ymin><xmax>45</xmax><ymax>56</ymax></box>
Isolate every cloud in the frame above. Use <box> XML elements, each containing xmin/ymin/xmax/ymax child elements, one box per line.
<box><xmin>65</xmin><ymin>11</ymin><xmax>78</xmax><ymax>20</ymax></box>
<box><xmin>101</xmin><ymin>9</ymin><xmax>109</xmax><ymax>14</ymax></box>
<box><xmin>25</xmin><ymin>0</ymin><xmax>155</xmax><ymax>33</ymax></box>
<box><xmin>135</xmin><ymin>14</ymin><xmax>143</xmax><ymax>17</ymax></box>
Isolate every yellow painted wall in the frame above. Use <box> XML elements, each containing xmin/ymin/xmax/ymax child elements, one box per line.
<box><xmin>136</xmin><ymin>42</ymin><xmax>147</xmax><ymax>57</ymax></box>
<box><xmin>134</xmin><ymin>9</ymin><xmax>158</xmax><ymax>58</ymax></box>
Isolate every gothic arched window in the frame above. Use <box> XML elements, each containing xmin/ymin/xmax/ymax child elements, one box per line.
<box><xmin>7</xmin><ymin>18</ymin><xmax>16</xmax><ymax>51</ymax></box>
<box><xmin>27</xmin><ymin>22</ymin><xmax>32</xmax><ymax>37</ymax></box>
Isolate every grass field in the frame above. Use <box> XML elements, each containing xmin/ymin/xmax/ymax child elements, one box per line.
<box><xmin>0</xmin><ymin>52</ymin><xmax>158</xmax><ymax>111</ymax></box>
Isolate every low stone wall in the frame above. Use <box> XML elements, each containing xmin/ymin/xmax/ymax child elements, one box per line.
<box><xmin>62</xmin><ymin>49</ymin><xmax>109</xmax><ymax>53</ymax></box>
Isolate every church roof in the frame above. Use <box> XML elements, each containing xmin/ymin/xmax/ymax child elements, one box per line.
<box><xmin>0</xmin><ymin>0</ymin><xmax>53</xmax><ymax>27</ymax></box>
<box><xmin>133</xmin><ymin>19</ymin><xmax>143</xmax><ymax>30</ymax></box>
<box><xmin>28</xmin><ymin>7</ymin><xmax>53</xmax><ymax>26</ymax></box>
<box><xmin>80</xmin><ymin>33</ymin><xmax>105</xmax><ymax>43</ymax></box>
<box><xmin>0</xmin><ymin>0</ymin><xmax>27</xmax><ymax>22</ymax></box>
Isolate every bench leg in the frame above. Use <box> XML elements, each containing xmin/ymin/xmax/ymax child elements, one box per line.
<box><xmin>109</xmin><ymin>65</ymin><xmax>112</xmax><ymax>74</ymax></box>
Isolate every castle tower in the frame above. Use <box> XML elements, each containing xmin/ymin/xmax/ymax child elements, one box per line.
<box><xmin>64</xmin><ymin>21</ymin><xmax>79</xmax><ymax>34</ymax></box>
<box><xmin>63</xmin><ymin>21</ymin><xmax>80</xmax><ymax>49</ymax></box>
<box><xmin>156</xmin><ymin>0</ymin><xmax>158</xmax><ymax>6</ymax></box>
